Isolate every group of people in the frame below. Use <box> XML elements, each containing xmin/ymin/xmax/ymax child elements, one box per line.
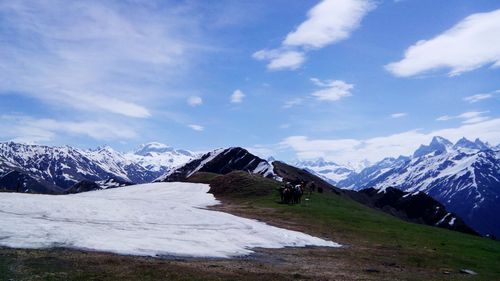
<box><xmin>278</xmin><ymin>180</ymin><xmax>322</xmax><ymax>204</ymax></box>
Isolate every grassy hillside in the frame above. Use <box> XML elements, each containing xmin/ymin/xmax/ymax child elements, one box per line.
<box><xmin>188</xmin><ymin>171</ymin><xmax>277</xmax><ymax>196</ymax></box>
<box><xmin>243</xmin><ymin>191</ymin><xmax>500</xmax><ymax>278</ymax></box>
<box><xmin>192</xmin><ymin>171</ymin><xmax>500</xmax><ymax>279</ymax></box>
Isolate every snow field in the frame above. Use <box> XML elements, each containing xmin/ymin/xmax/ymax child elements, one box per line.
<box><xmin>0</xmin><ymin>182</ymin><xmax>339</xmax><ymax>258</ymax></box>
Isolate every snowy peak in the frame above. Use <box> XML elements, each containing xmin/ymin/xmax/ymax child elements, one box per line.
<box><xmin>134</xmin><ymin>142</ymin><xmax>173</xmax><ymax>156</ymax></box>
<box><xmin>453</xmin><ymin>137</ymin><xmax>479</xmax><ymax>150</ymax></box>
<box><xmin>452</xmin><ymin>137</ymin><xmax>491</xmax><ymax>151</ymax></box>
<box><xmin>413</xmin><ymin>136</ymin><xmax>452</xmax><ymax>158</ymax></box>
<box><xmin>431</xmin><ymin>136</ymin><xmax>453</xmax><ymax>146</ymax></box>
<box><xmin>474</xmin><ymin>138</ymin><xmax>490</xmax><ymax>150</ymax></box>
<box><xmin>124</xmin><ymin>143</ymin><xmax>196</xmax><ymax>173</ymax></box>
<box><xmin>450</xmin><ymin>137</ymin><xmax>491</xmax><ymax>151</ymax></box>
<box><xmin>158</xmin><ymin>147</ymin><xmax>276</xmax><ymax>182</ymax></box>
<box><xmin>294</xmin><ymin>158</ymin><xmax>355</xmax><ymax>184</ymax></box>
<box><xmin>295</xmin><ymin>158</ymin><xmax>341</xmax><ymax>168</ymax></box>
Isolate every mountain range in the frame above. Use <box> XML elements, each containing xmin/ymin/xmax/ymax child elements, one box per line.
<box><xmin>297</xmin><ymin>136</ymin><xmax>500</xmax><ymax>238</ymax></box>
<box><xmin>0</xmin><ymin>142</ymin><xmax>196</xmax><ymax>193</ymax></box>
<box><xmin>0</xmin><ymin>137</ymin><xmax>498</xmax><ymax>237</ymax></box>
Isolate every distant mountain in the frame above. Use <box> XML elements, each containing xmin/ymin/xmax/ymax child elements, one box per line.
<box><xmin>124</xmin><ymin>142</ymin><xmax>195</xmax><ymax>173</ymax></box>
<box><xmin>294</xmin><ymin>158</ymin><xmax>355</xmax><ymax>185</ymax></box>
<box><xmin>0</xmin><ymin>142</ymin><xmax>196</xmax><ymax>193</ymax></box>
<box><xmin>412</xmin><ymin>136</ymin><xmax>452</xmax><ymax>158</ymax></box>
<box><xmin>336</xmin><ymin>136</ymin><xmax>500</xmax><ymax>238</ymax></box>
<box><xmin>157</xmin><ymin>147</ymin><xmax>275</xmax><ymax>182</ymax></box>
<box><xmin>344</xmin><ymin>187</ymin><xmax>477</xmax><ymax>235</ymax></box>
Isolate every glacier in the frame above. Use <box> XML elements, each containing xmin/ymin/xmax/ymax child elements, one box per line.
<box><xmin>0</xmin><ymin>182</ymin><xmax>339</xmax><ymax>258</ymax></box>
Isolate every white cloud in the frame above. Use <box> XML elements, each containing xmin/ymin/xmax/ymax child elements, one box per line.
<box><xmin>0</xmin><ymin>0</ymin><xmax>201</xmax><ymax>118</ymax></box>
<box><xmin>386</xmin><ymin>9</ymin><xmax>500</xmax><ymax>77</ymax></box>
<box><xmin>283</xmin><ymin>98</ymin><xmax>304</xmax><ymax>109</ymax></box>
<box><xmin>281</xmin><ymin>118</ymin><xmax>500</xmax><ymax>164</ymax></box>
<box><xmin>253</xmin><ymin>49</ymin><xmax>305</xmax><ymax>70</ymax></box>
<box><xmin>188</xmin><ymin>124</ymin><xmax>204</xmax><ymax>131</ymax></box>
<box><xmin>64</xmin><ymin>91</ymin><xmax>151</xmax><ymax>118</ymax></box>
<box><xmin>0</xmin><ymin>115</ymin><xmax>137</xmax><ymax>143</ymax></box>
<box><xmin>463</xmin><ymin>92</ymin><xmax>496</xmax><ymax>103</ymax></box>
<box><xmin>253</xmin><ymin>0</ymin><xmax>374</xmax><ymax>70</ymax></box>
<box><xmin>187</xmin><ymin>96</ymin><xmax>203</xmax><ymax>107</ymax></box>
<box><xmin>284</xmin><ymin>0</ymin><xmax>375</xmax><ymax>48</ymax></box>
<box><xmin>230</xmin><ymin>89</ymin><xmax>245</xmax><ymax>103</ymax></box>
<box><xmin>310</xmin><ymin>79</ymin><xmax>353</xmax><ymax>101</ymax></box>
<box><xmin>436</xmin><ymin>115</ymin><xmax>453</xmax><ymax>121</ymax></box>
<box><xmin>437</xmin><ymin>111</ymin><xmax>490</xmax><ymax>124</ymax></box>
<box><xmin>391</xmin><ymin>112</ymin><xmax>407</xmax><ymax>118</ymax></box>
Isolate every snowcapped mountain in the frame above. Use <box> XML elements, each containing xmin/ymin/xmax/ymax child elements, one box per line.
<box><xmin>294</xmin><ymin>158</ymin><xmax>355</xmax><ymax>184</ymax></box>
<box><xmin>157</xmin><ymin>147</ymin><xmax>276</xmax><ymax>182</ymax></box>
<box><xmin>293</xmin><ymin>158</ymin><xmax>371</xmax><ymax>185</ymax></box>
<box><xmin>337</xmin><ymin>136</ymin><xmax>500</xmax><ymax>237</ymax></box>
<box><xmin>0</xmin><ymin>141</ymin><xmax>196</xmax><ymax>193</ymax></box>
<box><xmin>124</xmin><ymin>142</ymin><xmax>195</xmax><ymax>173</ymax></box>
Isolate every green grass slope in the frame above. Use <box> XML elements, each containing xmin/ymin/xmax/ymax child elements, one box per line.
<box><xmin>225</xmin><ymin>183</ymin><xmax>500</xmax><ymax>280</ymax></box>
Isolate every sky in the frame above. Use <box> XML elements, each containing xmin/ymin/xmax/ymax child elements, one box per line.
<box><xmin>0</xmin><ymin>0</ymin><xmax>499</xmax><ymax>165</ymax></box>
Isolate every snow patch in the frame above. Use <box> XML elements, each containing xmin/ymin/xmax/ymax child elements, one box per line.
<box><xmin>0</xmin><ymin>182</ymin><xmax>339</xmax><ymax>258</ymax></box>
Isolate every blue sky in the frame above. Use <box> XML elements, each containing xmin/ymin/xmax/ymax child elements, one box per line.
<box><xmin>0</xmin><ymin>0</ymin><xmax>499</xmax><ymax>165</ymax></box>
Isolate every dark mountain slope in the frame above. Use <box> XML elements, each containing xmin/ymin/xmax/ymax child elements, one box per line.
<box><xmin>272</xmin><ymin>161</ymin><xmax>341</xmax><ymax>194</ymax></box>
<box><xmin>157</xmin><ymin>147</ymin><xmax>274</xmax><ymax>182</ymax></box>
<box><xmin>0</xmin><ymin>170</ymin><xmax>63</xmax><ymax>194</ymax></box>
<box><xmin>65</xmin><ymin>180</ymin><xmax>102</xmax><ymax>194</ymax></box>
<box><xmin>345</xmin><ymin>187</ymin><xmax>477</xmax><ymax>235</ymax></box>
<box><xmin>187</xmin><ymin>171</ymin><xmax>277</xmax><ymax>197</ymax></box>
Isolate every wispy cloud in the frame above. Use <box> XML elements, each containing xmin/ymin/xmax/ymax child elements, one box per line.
<box><xmin>253</xmin><ymin>0</ymin><xmax>375</xmax><ymax>70</ymax></box>
<box><xmin>230</xmin><ymin>89</ymin><xmax>245</xmax><ymax>103</ymax></box>
<box><xmin>188</xmin><ymin>124</ymin><xmax>204</xmax><ymax>131</ymax></box>
<box><xmin>283</xmin><ymin>98</ymin><xmax>304</xmax><ymax>109</ymax></box>
<box><xmin>463</xmin><ymin>90</ymin><xmax>498</xmax><ymax>103</ymax></box>
<box><xmin>437</xmin><ymin>111</ymin><xmax>490</xmax><ymax>124</ymax></box>
<box><xmin>281</xmin><ymin>118</ymin><xmax>500</xmax><ymax>164</ymax></box>
<box><xmin>0</xmin><ymin>0</ymin><xmax>201</xmax><ymax>118</ymax></box>
<box><xmin>386</xmin><ymin>9</ymin><xmax>500</xmax><ymax>77</ymax></box>
<box><xmin>0</xmin><ymin>115</ymin><xmax>137</xmax><ymax>144</ymax></box>
<box><xmin>187</xmin><ymin>96</ymin><xmax>203</xmax><ymax>107</ymax></box>
<box><xmin>391</xmin><ymin>112</ymin><xmax>407</xmax><ymax>118</ymax></box>
<box><xmin>310</xmin><ymin>78</ymin><xmax>353</xmax><ymax>101</ymax></box>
